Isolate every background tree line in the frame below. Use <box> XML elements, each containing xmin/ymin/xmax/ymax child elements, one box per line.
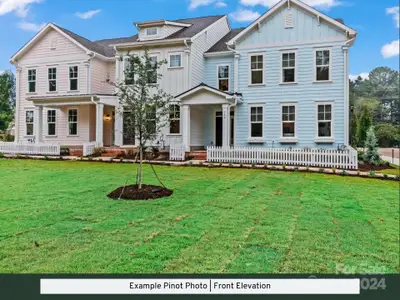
<box><xmin>0</xmin><ymin>70</ymin><xmax>15</xmax><ymax>135</ymax></box>
<box><xmin>350</xmin><ymin>66</ymin><xmax>400</xmax><ymax>148</ymax></box>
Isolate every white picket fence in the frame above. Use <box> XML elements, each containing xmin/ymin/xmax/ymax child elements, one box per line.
<box><xmin>83</xmin><ymin>142</ymin><xmax>100</xmax><ymax>157</ymax></box>
<box><xmin>0</xmin><ymin>142</ymin><xmax>60</xmax><ymax>156</ymax></box>
<box><xmin>207</xmin><ymin>146</ymin><xmax>358</xmax><ymax>169</ymax></box>
<box><xmin>170</xmin><ymin>144</ymin><xmax>185</xmax><ymax>161</ymax></box>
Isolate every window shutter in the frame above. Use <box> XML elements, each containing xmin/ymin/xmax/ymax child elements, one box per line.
<box><xmin>285</xmin><ymin>13</ymin><xmax>293</xmax><ymax>28</ymax></box>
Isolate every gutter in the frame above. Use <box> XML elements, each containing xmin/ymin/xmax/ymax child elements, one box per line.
<box><xmin>112</xmin><ymin>37</ymin><xmax>188</xmax><ymax>48</ymax></box>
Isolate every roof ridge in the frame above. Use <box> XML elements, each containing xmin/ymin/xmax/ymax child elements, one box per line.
<box><xmin>172</xmin><ymin>14</ymin><xmax>225</xmax><ymax>22</ymax></box>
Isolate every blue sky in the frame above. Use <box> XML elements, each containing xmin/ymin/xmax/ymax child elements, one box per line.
<box><xmin>0</xmin><ymin>0</ymin><xmax>399</xmax><ymax>79</ymax></box>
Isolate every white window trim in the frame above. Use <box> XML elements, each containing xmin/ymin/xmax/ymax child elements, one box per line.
<box><xmin>168</xmin><ymin>53</ymin><xmax>183</xmax><ymax>69</ymax></box>
<box><xmin>146</xmin><ymin>27</ymin><xmax>158</xmax><ymax>36</ymax></box>
<box><xmin>68</xmin><ymin>65</ymin><xmax>79</xmax><ymax>91</ymax></box>
<box><xmin>67</xmin><ymin>108</ymin><xmax>79</xmax><ymax>137</ymax></box>
<box><xmin>25</xmin><ymin>109</ymin><xmax>35</xmax><ymax>137</ymax></box>
<box><xmin>217</xmin><ymin>64</ymin><xmax>230</xmax><ymax>91</ymax></box>
<box><xmin>46</xmin><ymin>109</ymin><xmax>57</xmax><ymax>137</ymax></box>
<box><xmin>280</xmin><ymin>50</ymin><xmax>297</xmax><ymax>85</ymax></box>
<box><xmin>248</xmin><ymin>52</ymin><xmax>265</xmax><ymax>86</ymax></box>
<box><xmin>148</xmin><ymin>53</ymin><xmax>159</xmax><ymax>84</ymax></box>
<box><xmin>27</xmin><ymin>69</ymin><xmax>36</xmax><ymax>94</ymax></box>
<box><xmin>47</xmin><ymin>67</ymin><xmax>57</xmax><ymax>92</ymax></box>
<box><xmin>314</xmin><ymin>48</ymin><xmax>332</xmax><ymax>83</ymax></box>
<box><xmin>280</xmin><ymin>102</ymin><xmax>298</xmax><ymax>143</ymax></box>
<box><xmin>123</xmin><ymin>55</ymin><xmax>134</xmax><ymax>85</ymax></box>
<box><xmin>248</xmin><ymin>104</ymin><xmax>264</xmax><ymax>142</ymax></box>
<box><xmin>169</xmin><ymin>104</ymin><xmax>181</xmax><ymax>135</ymax></box>
<box><xmin>315</xmin><ymin>101</ymin><xmax>335</xmax><ymax>143</ymax></box>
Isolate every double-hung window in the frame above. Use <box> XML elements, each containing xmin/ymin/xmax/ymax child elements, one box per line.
<box><xmin>250</xmin><ymin>54</ymin><xmax>264</xmax><ymax>85</ymax></box>
<box><xmin>147</xmin><ymin>56</ymin><xmax>158</xmax><ymax>84</ymax></box>
<box><xmin>68</xmin><ymin>109</ymin><xmax>78</xmax><ymax>136</ymax></box>
<box><xmin>146</xmin><ymin>106</ymin><xmax>157</xmax><ymax>135</ymax></box>
<box><xmin>48</xmin><ymin>67</ymin><xmax>57</xmax><ymax>91</ymax></box>
<box><xmin>169</xmin><ymin>104</ymin><xmax>180</xmax><ymax>134</ymax></box>
<box><xmin>281</xmin><ymin>52</ymin><xmax>296</xmax><ymax>83</ymax></box>
<box><xmin>124</xmin><ymin>57</ymin><xmax>134</xmax><ymax>85</ymax></box>
<box><xmin>315</xmin><ymin>49</ymin><xmax>331</xmax><ymax>81</ymax></box>
<box><xmin>28</xmin><ymin>69</ymin><xmax>36</xmax><ymax>93</ymax></box>
<box><xmin>281</xmin><ymin>104</ymin><xmax>296</xmax><ymax>138</ymax></box>
<box><xmin>69</xmin><ymin>66</ymin><xmax>78</xmax><ymax>91</ymax></box>
<box><xmin>25</xmin><ymin>110</ymin><xmax>34</xmax><ymax>136</ymax></box>
<box><xmin>169</xmin><ymin>54</ymin><xmax>182</xmax><ymax>68</ymax></box>
<box><xmin>47</xmin><ymin>110</ymin><xmax>56</xmax><ymax>136</ymax></box>
<box><xmin>146</xmin><ymin>27</ymin><xmax>158</xmax><ymax>36</ymax></box>
<box><xmin>317</xmin><ymin>103</ymin><xmax>333</xmax><ymax>138</ymax></box>
<box><xmin>249</xmin><ymin>105</ymin><xmax>263</xmax><ymax>139</ymax></box>
<box><xmin>218</xmin><ymin>65</ymin><xmax>229</xmax><ymax>91</ymax></box>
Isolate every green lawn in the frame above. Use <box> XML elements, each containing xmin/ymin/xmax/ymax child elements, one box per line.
<box><xmin>0</xmin><ymin>159</ymin><xmax>398</xmax><ymax>274</ymax></box>
<box><xmin>378</xmin><ymin>164</ymin><xmax>400</xmax><ymax>176</ymax></box>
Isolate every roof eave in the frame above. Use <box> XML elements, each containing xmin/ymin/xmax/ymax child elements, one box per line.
<box><xmin>204</xmin><ymin>51</ymin><xmax>234</xmax><ymax>57</ymax></box>
<box><xmin>112</xmin><ymin>37</ymin><xmax>189</xmax><ymax>49</ymax></box>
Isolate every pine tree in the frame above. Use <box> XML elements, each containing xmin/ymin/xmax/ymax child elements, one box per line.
<box><xmin>363</xmin><ymin>126</ymin><xmax>381</xmax><ymax>166</ymax></box>
<box><xmin>358</xmin><ymin>105</ymin><xmax>372</xmax><ymax>147</ymax></box>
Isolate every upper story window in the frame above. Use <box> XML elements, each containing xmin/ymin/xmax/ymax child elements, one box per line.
<box><xmin>124</xmin><ymin>57</ymin><xmax>134</xmax><ymax>85</ymax></box>
<box><xmin>69</xmin><ymin>66</ymin><xmax>78</xmax><ymax>91</ymax></box>
<box><xmin>48</xmin><ymin>67</ymin><xmax>57</xmax><ymax>92</ymax></box>
<box><xmin>250</xmin><ymin>54</ymin><xmax>264</xmax><ymax>85</ymax></box>
<box><xmin>315</xmin><ymin>49</ymin><xmax>331</xmax><ymax>81</ymax></box>
<box><xmin>25</xmin><ymin>110</ymin><xmax>34</xmax><ymax>136</ymax></box>
<box><xmin>68</xmin><ymin>109</ymin><xmax>78</xmax><ymax>136</ymax></box>
<box><xmin>282</xmin><ymin>52</ymin><xmax>296</xmax><ymax>83</ymax></box>
<box><xmin>47</xmin><ymin>109</ymin><xmax>56</xmax><ymax>136</ymax></box>
<box><xmin>28</xmin><ymin>69</ymin><xmax>36</xmax><ymax>93</ymax></box>
<box><xmin>169</xmin><ymin>104</ymin><xmax>180</xmax><ymax>134</ymax></box>
<box><xmin>317</xmin><ymin>103</ymin><xmax>333</xmax><ymax>138</ymax></box>
<box><xmin>146</xmin><ymin>106</ymin><xmax>157</xmax><ymax>135</ymax></box>
<box><xmin>169</xmin><ymin>54</ymin><xmax>182</xmax><ymax>68</ymax></box>
<box><xmin>281</xmin><ymin>104</ymin><xmax>296</xmax><ymax>138</ymax></box>
<box><xmin>249</xmin><ymin>105</ymin><xmax>263</xmax><ymax>139</ymax></box>
<box><xmin>148</xmin><ymin>56</ymin><xmax>158</xmax><ymax>84</ymax></box>
<box><xmin>146</xmin><ymin>27</ymin><xmax>158</xmax><ymax>36</ymax></box>
<box><xmin>218</xmin><ymin>65</ymin><xmax>229</xmax><ymax>91</ymax></box>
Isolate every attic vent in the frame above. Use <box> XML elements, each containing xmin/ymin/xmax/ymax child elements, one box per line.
<box><xmin>285</xmin><ymin>13</ymin><xmax>294</xmax><ymax>28</ymax></box>
<box><xmin>50</xmin><ymin>38</ymin><xmax>57</xmax><ymax>50</ymax></box>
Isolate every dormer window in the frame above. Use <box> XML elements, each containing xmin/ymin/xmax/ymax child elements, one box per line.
<box><xmin>146</xmin><ymin>27</ymin><xmax>158</xmax><ymax>36</ymax></box>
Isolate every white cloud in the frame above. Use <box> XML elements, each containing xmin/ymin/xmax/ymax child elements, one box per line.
<box><xmin>240</xmin><ymin>0</ymin><xmax>342</xmax><ymax>9</ymax></box>
<box><xmin>349</xmin><ymin>72</ymin><xmax>369</xmax><ymax>81</ymax></box>
<box><xmin>386</xmin><ymin>6</ymin><xmax>399</xmax><ymax>28</ymax></box>
<box><xmin>17</xmin><ymin>20</ymin><xmax>45</xmax><ymax>32</ymax></box>
<box><xmin>189</xmin><ymin>0</ymin><xmax>215</xmax><ymax>10</ymax></box>
<box><xmin>215</xmin><ymin>1</ymin><xmax>227</xmax><ymax>8</ymax></box>
<box><xmin>381</xmin><ymin>40</ymin><xmax>400</xmax><ymax>58</ymax></box>
<box><xmin>230</xmin><ymin>9</ymin><xmax>261</xmax><ymax>22</ymax></box>
<box><xmin>0</xmin><ymin>0</ymin><xmax>42</xmax><ymax>17</ymax></box>
<box><xmin>75</xmin><ymin>9</ymin><xmax>101</xmax><ymax>20</ymax></box>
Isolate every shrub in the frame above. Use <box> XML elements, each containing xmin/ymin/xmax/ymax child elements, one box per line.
<box><xmin>332</xmin><ymin>168</ymin><xmax>337</xmax><ymax>174</ymax></box>
<box><xmin>294</xmin><ymin>167</ymin><xmax>299</xmax><ymax>172</ymax></box>
<box><xmin>383</xmin><ymin>174</ymin><xmax>389</xmax><ymax>179</ymax></box>
<box><xmin>357</xmin><ymin>150</ymin><xmax>365</xmax><ymax>161</ymax></box>
<box><xmin>188</xmin><ymin>161</ymin><xmax>193</xmax><ymax>166</ymax></box>
<box><xmin>229</xmin><ymin>163</ymin><xmax>233</xmax><ymax>167</ymax></box>
<box><xmin>282</xmin><ymin>164</ymin><xmax>286</xmax><ymax>170</ymax></box>
<box><xmin>363</xmin><ymin>126</ymin><xmax>380</xmax><ymax>166</ymax></box>
<box><xmin>251</xmin><ymin>163</ymin><xmax>256</xmax><ymax>168</ymax></box>
<box><xmin>357</xmin><ymin>171</ymin><xmax>360</xmax><ymax>176</ymax></box>
<box><xmin>199</xmin><ymin>161</ymin><xmax>203</xmax><ymax>166</ymax></box>
<box><xmin>319</xmin><ymin>168</ymin><xmax>324</xmax><ymax>173</ymax></box>
<box><xmin>239</xmin><ymin>164</ymin><xmax>243</xmax><ymax>168</ymax></box>
<box><xmin>218</xmin><ymin>163</ymin><xmax>222</xmax><ymax>167</ymax></box>
<box><xmin>0</xmin><ymin>152</ymin><xmax>4</xmax><ymax>158</ymax></box>
<box><xmin>264</xmin><ymin>164</ymin><xmax>268</xmax><ymax>169</ymax></box>
<box><xmin>88</xmin><ymin>156</ymin><xmax>93</xmax><ymax>161</ymax></box>
<box><xmin>375</xmin><ymin>123</ymin><xmax>400</xmax><ymax>147</ymax></box>
<box><xmin>341</xmin><ymin>170</ymin><xmax>347</xmax><ymax>176</ymax></box>
<box><xmin>60</xmin><ymin>148</ymin><xmax>70</xmax><ymax>156</ymax></box>
<box><xmin>369</xmin><ymin>170</ymin><xmax>375</xmax><ymax>177</ymax></box>
<box><xmin>44</xmin><ymin>155</ymin><xmax>49</xmax><ymax>160</ymax></box>
<box><xmin>92</xmin><ymin>147</ymin><xmax>103</xmax><ymax>158</ymax></box>
<box><xmin>396</xmin><ymin>175</ymin><xmax>400</xmax><ymax>180</ymax></box>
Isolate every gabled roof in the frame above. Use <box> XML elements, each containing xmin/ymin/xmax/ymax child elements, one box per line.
<box><xmin>175</xmin><ymin>83</ymin><xmax>242</xmax><ymax>99</ymax></box>
<box><xmin>227</xmin><ymin>0</ymin><xmax>357</xmax><ymax>46</ymax></box>
<box><xmin>206</xmin><ymin>28</ymin><xmax>245</xmax><ymax>53</ymax></box>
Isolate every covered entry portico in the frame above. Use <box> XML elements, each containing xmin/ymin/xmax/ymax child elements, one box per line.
<box><xmin>175</xmin><ymin>84</ymin><xmax>242</xmax><ymax>151</ymax></box>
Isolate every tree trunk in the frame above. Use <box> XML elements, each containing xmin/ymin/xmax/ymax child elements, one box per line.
<box><xmin>138</xmin><ymin>146</ymin><xmax>143</xmax><ymax>189</ymax></box>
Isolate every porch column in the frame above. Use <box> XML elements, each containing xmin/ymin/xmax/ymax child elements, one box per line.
<box><xmin>114</xmin><ymin>103</ymin><xmax>123</xmax><ymax>146</ymax></box>
<box><xmin>96</xmin><ymin>103</ymin><xmax>104</xmax><ymax>147</ymax></box>
<box><xmin>181</xmin><ymin>104</ymin><xmax>190</xmax><ymax>151</ymax></box>
<box><xmin>222</xmin><ymin>104</ymin><xmax>230</xmax><ymax>148</ymax></box>
<box><xmin>34</xmin><ymin>105</ymin><xmax>43</xmax><ymax>144</ymax></box>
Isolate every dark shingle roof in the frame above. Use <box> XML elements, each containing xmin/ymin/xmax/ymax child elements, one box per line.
<box><xmin>206</xmin><ymin>28</ymin><xmax>246</xmax><ymax>53</ymax></box>
<box><xmin>52</xmin><ymin>15</ymin><xmax>225</xmax><ymax>58</ymax></box>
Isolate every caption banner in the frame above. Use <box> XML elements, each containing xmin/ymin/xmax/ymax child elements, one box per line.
<box><xmin>41</xmin><ymin>278</ymin><xmax>360</xmax><ymax>294</ymax></box>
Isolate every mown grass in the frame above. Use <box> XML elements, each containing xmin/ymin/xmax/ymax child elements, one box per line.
<box><xmin>0</xmin><ymin>159</ymin><xmax>398</xmax><ymax>273</ymax></box>
<box><xmin>378</xmin><ymin>164</ymin><xmax>400</xmax><ymax>176</ymax></box>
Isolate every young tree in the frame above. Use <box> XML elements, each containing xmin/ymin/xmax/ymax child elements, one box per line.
<box><xmin>350</xmin><ymin>110</ymin><xmax>359</xmax><ymax>147</ymax></box>
<box><xmin>358</xmin><ymin>105</ymin><xmax>372</xmax><ymax>147</ymax></box>
<box><xmin>117</xmin><ymin>50</ymin><xmax>173</xmax><ymax>189</ymax></box>
<box><xmin>363</xmin><ymin>126</ymin><xmax>380</xmax><ymax>166</ymax></box>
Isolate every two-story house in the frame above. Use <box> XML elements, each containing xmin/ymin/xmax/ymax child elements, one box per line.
<box><xmin>10</xmin><ymin>0</ymin><xmax>357</xmax><ymax>156</ymax></box>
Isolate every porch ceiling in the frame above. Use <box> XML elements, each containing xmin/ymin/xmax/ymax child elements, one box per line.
<box><xmin>26</xmin><ymin>94</ymin><xmax>118</xmax><ymax>107</ymax></box>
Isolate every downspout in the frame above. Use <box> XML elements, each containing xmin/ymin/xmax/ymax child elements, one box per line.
<box><xmin>86</xmin><ymin>52</ymin><xmax>95</xmax><ymax>94</ymax></box>
<box><xmin>184</xmin><ymin>39</ymin><xmax>191</xmax><ymax>89</ymax></box>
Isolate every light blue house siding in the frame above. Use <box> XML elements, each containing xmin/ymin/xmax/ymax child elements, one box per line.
<box><xmin>232</xmin><ymin>4</ymin><xmax>348</xmax><ymax>149</ymax></box>
<box><xmin>204</xmin><ymin>56</ymin><xmax>235</xmax><ymax>92</ymax></box>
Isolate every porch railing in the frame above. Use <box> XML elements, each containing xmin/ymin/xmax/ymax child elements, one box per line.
<box><xmin>170</xmin><ymin>144</ymin><xmax>185</xmax><ymax>161</ymax></box>
<box><xmin>83</xmin><ymin>142</ymin><xmax>100</xmax><ymax>157</ymax></box>
<box><xmin>0</xmin><ymin>142</ymin><xmax>60</xmax><ymax>156</ymax></box>
<box><xmin>207</xmin><ymin>146</ymin><xmax>358</xmax><ymax>170</ymax></box>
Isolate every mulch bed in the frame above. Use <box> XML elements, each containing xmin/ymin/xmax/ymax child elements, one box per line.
<box><xmin>107</xmin><ymin>184</ymin><xmax>173</xmax><ymax>200</ymax></box>
<box><xmin>358</xmin><ymin>163</ymin><xmax>395</xmax><ymax>172</ymax></box>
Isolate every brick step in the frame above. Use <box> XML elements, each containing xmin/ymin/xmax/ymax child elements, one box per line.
<box><xmin>191</xmin><ymin>151</ymin><xmax>207</xmax><ymax>160</ymax></box>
